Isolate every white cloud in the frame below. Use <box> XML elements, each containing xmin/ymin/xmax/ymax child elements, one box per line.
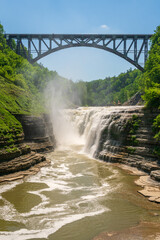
<box><xmin>100</xmin><ymin>24</ymin><xmax>110</xmax><ymax>30</ymax></box>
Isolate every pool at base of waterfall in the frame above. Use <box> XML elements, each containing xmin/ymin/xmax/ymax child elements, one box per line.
<box><xmin>0</xmin><ymin>144</ymin><xmax>160</xmax><ymax>240</ymax></box>
<box><xmin>0</xmin><ymin>106</ymin><xmax>160</xmax><ymax>240</ymax></box>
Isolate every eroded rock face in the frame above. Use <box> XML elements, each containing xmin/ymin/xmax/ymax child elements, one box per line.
<box><xmin>69</xmin><ymin>106</ymin><xmax>160</xmax><ymax>182</ymax></box>
<box><xmin>15</xmin><ymin>114</ymin><xmax>55</xmax><ymax>145</ymax></box>
<box><xmin>98</xmin><ymin>108</ymin><xmax>160</xmax><ymax>181</ymax></box>
<box><xmin>0</xmin><ymin>114</ymin><xmax>56</xmax><ymax>179</ymax></box>
<box><xmin>68</xmin><ymin>106</ymin><xmax>160</xmax><ymax>183</ymax></box>
<box><xmin>150</xmin><ymin>170</ymin><xmax>160</xmax><ymax>181</ymax></box>
<box><xmin>0</xmin><ymin>144</ymin><xmax>31</xmax><ymax>163</ymax></box>
<box><xmin>0</xmin><ymin>152</ymin><xmax>45</xmax><ymax>176</ymax></box>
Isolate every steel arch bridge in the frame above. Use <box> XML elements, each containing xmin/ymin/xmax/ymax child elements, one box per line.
<box><xmin>5</xmin><ymin>33</ymin><xmax>152</xmax><ymax>71</ymax></box>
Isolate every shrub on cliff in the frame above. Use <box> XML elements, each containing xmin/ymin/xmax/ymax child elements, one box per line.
<box><xmin>142</xmin><ymin>87</ymin><xmax>160</xmax><ymax>109</ymax></box>
<box><xmin>0</xmin><ymin>24</ymin><xmax>50</xmax><ymax>145</ymax></box>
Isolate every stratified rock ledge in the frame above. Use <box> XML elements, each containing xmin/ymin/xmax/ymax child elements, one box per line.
<box><xmin>150</xmin><ymin>170</ymin><xmax>160</xmax><ymax>182</ymax></box>
<box><xmin>0</xmin><ymin>155</ymin><xmax>50</xmax><ymax>183</ymax></box>
<box><xmin>135</xmin><ymin>175</ymin><xmax>160</xmax><ymax>204</ymax></box>
<box><xmin>0</xmin><ymin>114</ymin><xmax>55</xmax><ymax>183</ymax></box>
<box><xmin>95</xmin><ymin>106</ymin><xmax>160</xmax><ymax>203</ymax></box>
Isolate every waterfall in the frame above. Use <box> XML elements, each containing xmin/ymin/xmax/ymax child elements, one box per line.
<box><xmin>67</xmin><ymin>106</ymin><xmax>144</xmax><ymax>157</ymax></box>
<box><xmin>51</xmin><ymin>106</ymin><xmax>143</xmax><ymax>157</ymax></box>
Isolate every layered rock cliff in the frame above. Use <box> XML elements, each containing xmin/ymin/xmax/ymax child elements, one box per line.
<box><xmin>69</xmin><ymin>106</ymin><xmax>160</xmax><ymax>182</ymax></box>
<box><xmin>97</xmin><ymin>108</ymin><xmax>160</xmax><ymax>182</ymax></box>
<box><xmin>0</xmin><ymin>114</ymin><xmax>55</xmax><ymax>179</ymax></box>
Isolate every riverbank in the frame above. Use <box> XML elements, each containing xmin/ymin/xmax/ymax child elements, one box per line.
<box><xmin>113</xmin><ymin>163</ymin><xmax>160</xmax><ymax>204</ymax></box>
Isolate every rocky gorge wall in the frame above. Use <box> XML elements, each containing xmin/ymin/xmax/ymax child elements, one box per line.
<box><xmin>97</xmin><ymin>108</ymin><xmax>160</xmax><ymax>182</ymax></box>
<box><xmin>0</xmin><ymin>114</ymin><xmax>56</xmax><ymax>180</ymax></box>
<box><xmin>69</xmin><ymin>106</ymin><xmax>160</xmax><ymax>182</ymax></box>
<box><xmin>1</xmin><ymin>105</ymin><xmax>160</xmax><ymax>186</ymax></box>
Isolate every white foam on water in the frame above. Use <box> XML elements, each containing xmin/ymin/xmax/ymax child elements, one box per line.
<box><xmin>0</xmin><ymin>208</ymin><xmax>107</xmax><ymax>240</ymax></box>
<box><xmin>0</xmin><ymin>203</ymin><xmax>18</xmax><ymax>221</ymax></box>
<box><xmin>21</xmin><ymin>205</ymin><xmax>68</xmax><ymax>218</ymax></box>
<box><xmin>0</xmin><ymin>106</ymin><xmax>132</xmax><ymax>238</ymax></box>
<box><xmin>0</xmin><ymin>180</ymin><xmax>22</xmax><ymax>194</ymax></box>
<box><xmin>81</xmin><ymin>193</ymin><xmax>104</xmax><ymax>200</ymax></box>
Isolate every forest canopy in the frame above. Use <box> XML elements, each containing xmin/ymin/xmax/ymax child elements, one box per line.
<box><xmin>0</xmin><ymin>23</ymin><xmax>160</xmax><ymax>140</ymax></box>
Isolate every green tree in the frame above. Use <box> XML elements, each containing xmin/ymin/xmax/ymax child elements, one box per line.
<box><xmin>142</xmin><ymin>25</ymin><xmax>160</xmax><ymax>142</ymax></box>
<box><xmin>143</xmin><ymin>26</ymin><xmax>160</xmax><ymax>88</ymax></box>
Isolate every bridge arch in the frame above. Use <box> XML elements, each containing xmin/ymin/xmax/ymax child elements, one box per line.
<box><xmin>32</xmin><ymin>43</ymin><xmax>144</xmax><ymax>71</ymax></box>
<box><xmin>5</xmin><ymin>34</ymin><xmax>152</xmax><ymax>71</ymax></box>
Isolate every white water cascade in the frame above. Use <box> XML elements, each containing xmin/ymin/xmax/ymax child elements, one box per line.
<box><xmin>1</xmin><ymin>105</ymin><xmax>159</xmax><ymax>240</ymax></box>
<box><xmin>52</xmin><ymin>106</ymin><xmax>143</xmax><ymax>157</ymax></box>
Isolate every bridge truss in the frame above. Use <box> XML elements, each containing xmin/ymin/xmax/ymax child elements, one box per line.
<box><xmin>5</xmin><ymin>33</ymin><xmax>152</xmax><ymax>71</ymax></box>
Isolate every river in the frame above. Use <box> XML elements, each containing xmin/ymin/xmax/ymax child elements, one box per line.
<box><xmin>0</xmin><ymin>107</ymin><xmax>160</xmax><ymax>240</ymax></box>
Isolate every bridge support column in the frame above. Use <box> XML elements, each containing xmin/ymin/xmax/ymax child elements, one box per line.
<box><xmin>134</xmin><ymin>37</ymin><xmax>137</xmax><ymax>63</ymax></box>
<box><xmin>28</xmin><ymin>38</ymin><xmax>31</xmax><ymax>61</ymax></box>
<box><xmin>39</xmin><ymin>38</ymin><xmax>41</xmax><ymax>56</ymax></box>
<box><xmin>113</xmin><ymin>36</ymin><xmax>116</xmax><ymax>50</ymax></box>
<box><xmin>16</xmin><ymin>37</ymin><xmax>21</xmax><ymax>55</ymax></box>
<box><xmin>123</xmin><ymin>36</ymin><xmax>127</xmax><ymax>57</ymax></box>
<box><xmin>49</xmin><ymin>37</ymin><xmax>52</xmax><ymax>49</ymax></box>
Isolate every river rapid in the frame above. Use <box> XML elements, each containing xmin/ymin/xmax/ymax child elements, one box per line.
<box><xmin>0</xmin><ymin>106</ymin><xmax>160</xmax><ymax>240</ymax></box>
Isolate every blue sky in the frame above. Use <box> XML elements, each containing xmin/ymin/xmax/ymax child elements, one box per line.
<box><xmin>0</xmin><ymin>0</ymin><xmax>160</xmax><ymax>81</ymax></box>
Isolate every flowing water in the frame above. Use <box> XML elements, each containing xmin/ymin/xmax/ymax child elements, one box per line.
<box><xmin>0</xmin><ymin>107</ymin><xmax>160</xmax><ymax>240</ymax></box>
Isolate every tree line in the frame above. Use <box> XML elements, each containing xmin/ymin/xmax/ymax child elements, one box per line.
<box><xmin>0</xmin><ymin>23</ymin><xmax>160</xmax><ymax>142</ymax></box>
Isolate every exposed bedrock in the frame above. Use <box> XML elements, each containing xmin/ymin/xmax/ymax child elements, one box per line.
<box><xmin>69</xmin><ymin>106</ymin><xmax>160</xmax><ymax>182</ymax></box>
<box><xmin>97</xmin><ymin>108</ymin><xmax>160</xmax><ymax>181</ymax></box>
<box><xmin>15</xmin><ymin>114</ymin><xmax>56</xmax><ymax>152</ymax></box>
<box><xmin>0</xmin><ymin>114</ymin><xmax>55</xmax><ymax>178</ymax></box>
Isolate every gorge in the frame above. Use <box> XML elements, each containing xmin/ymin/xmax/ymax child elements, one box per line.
<box><xmin>0</xmin><ymin>22</ymin><xmax>160</xmax><ymax>239</ymax></box>
<box><xmin>60</xmin><ymin>106</ymin><xmax>160</xmax><ymax>183</ymax></box>
<box><xmin>0</xmin><ymin>105</ymin><xmax>160</xmax><ymax>240</ymax></box>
